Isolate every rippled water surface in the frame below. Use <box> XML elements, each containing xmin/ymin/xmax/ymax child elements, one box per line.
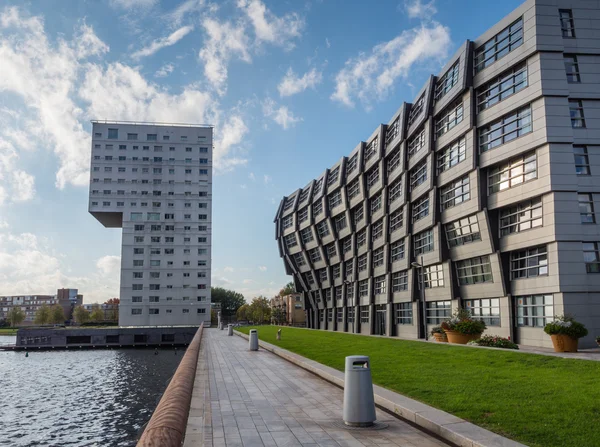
<box><xmin>0</xmin><ymin>336</ymin><xmax>183</xmax><ymax>447</ymax></box>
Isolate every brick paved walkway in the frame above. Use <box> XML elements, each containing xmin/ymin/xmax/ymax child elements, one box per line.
<box><xmin>184</xmin><ymin>329</ymin><xmax>450</xmax><ymax>447</ymax></box>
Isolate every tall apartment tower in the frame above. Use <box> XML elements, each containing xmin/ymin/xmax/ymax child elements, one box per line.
<box><xmin>89</xmin><ymin>122</ymin><xmax>212</xmax><ymax>326</ymax></box>
<box><xmin>274</xmin><ymin>0</ymin><xmax>600</xmax><ymax>348</ymax></box>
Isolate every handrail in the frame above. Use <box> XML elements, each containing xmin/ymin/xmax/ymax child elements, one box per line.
<box><xmin>137</xmin><ymin>322</ymin><xmax>204</xmax><ymax>447</ymax></box>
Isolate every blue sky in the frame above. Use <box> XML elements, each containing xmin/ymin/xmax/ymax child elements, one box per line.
<box><xmin>0</xmin><ymin>0</ymin><xmax>523</xmax><ymax>303</ymax></box>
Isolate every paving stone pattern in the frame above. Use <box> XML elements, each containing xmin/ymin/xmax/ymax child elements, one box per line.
<box><xmin>184</xmin><ymin>329</ymin><xmax>450</xmax><ymax>447</ymax></box>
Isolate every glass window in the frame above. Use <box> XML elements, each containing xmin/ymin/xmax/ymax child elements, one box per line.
<box><xmin>333</xmin><ymin>264</ymin><xmax>341</xmax><ymax>279</ymax></box>
<box><xmin>329</xmin><ymin>190</ymin><xmax>342</xmax><ymax>209</ymax></box>
<box><xmin>446</xmin><ymin>215</ymin><xmax>481</xmax><ymax>247</ymax></box>
<box><xmin>564</xmin><ymin>55</ymin><xmax>580</xmax><ymax>83</ymax></box>
<box><xmin>516</xmin><ymin>294</ymin><xmax>554</xmax><ymax>327</ymax></box>
<box><xmin>370</xmin><ymin>193</ymin><xmax>382</xmax><ymax>215</ymax></box>
<box><xmin>371</xmin><ymin>219</ymin><xmax>384</xmax><ymax>241</ymax></box>
<box><xmin>389</xmin><ymin>208</ymin><xmax>404</xmax><ymax>233</ymax></box>
<box><xmin>479</xmin><ymin>106</ymin><xmax>532</xmax><ymax>152</ymax></box>
<box><xmin>456</xmin><ymin>256</ymin><xmax>493</xmax><ymax>285</ymax></box>
<box><xmin>388</xmin><ymin>177</ymin><xmax>403</xmax><ymax>204</ymax></box>
<box><xmin>360</xmin><ymin>305</ymin><xmax>369</xmax><ymax>323</ymax></box>
<box><xmin>352</xmin><ymin>205</ymin><xmax>364</xmax><ymax>227</ymax></box>
<box><xmin>435</xmin><ymin>101</ymin><xmax>463</xmax><ymax>138</ymax></box>
<box><xmin>579</xmin><ymin>193</ymin><xmax>595</xmax><ymax>224</ymax></box>
<box><xmin>347</xmin><ymin>178</ymin><xmax>360</xmax><ymax>200</ymax></box>
<box><xmin>390</xmin><ymin>239</ymin><xmax>405</xmax><ymax>262</ymax></box>
<box><xmin>387</xmin><ymin>147</ymin><xmax>402</xmax><ymax>174</ymax></box>
<box><xmin>499</xmin><ymin>197</ymin><xmax>543</xmax><ymax>236</ymax></box>
<box><xmin>392</xmin><ymin>271</ymin><xmax>408</xmax><ymax>292</ymax></box>
<box><xmin>423</xmin><ymin>264</ymin><xmax>444</xmax><ymax>288</ymax></box>
<box><xmin>559</xmin><ymin>9</ymin><xmax>575</xmax><ymax>38</ymax></box>
<box><xmin>359</xmin><ymin>280</ymin><xmax>369</xmax><ymax>297</ymax></box>
<box><xmin>409</xmin><ymin>159</ymin><xmax>428</xmax><ymax>191</ymax></box>
<box><xmin>412</xmin><ymin>195</ymin><xmax>429</xmax><ymax>222</ymax></box>
<box><xmin>465</xmin><ymin>298</ymin><xmax>500</xmax><ymax>326</ymax></box>
<box><xmin>343</xmin><ymin>237</ymin><xmax>352</xmax><ymax>254</ymax></box>
<box><xmin>283</xmin><ymin>196</ymin><xmax>295</xmax><ymax>211</ymax></box>
<box><xmin>407</xmin><ymin>128</ymin><xmax>426</xmax><ymax>158</ymax></box>
<box><xmin>440</xmin><ymin>175</ymin><xmax>470</xmax><ymax>210</ymax></box>
<box><xmin>372</xmin><ymin>247</ymin><xmax>384</xmax><ymax>268</ymax></box>
<box><xmin>365</xmin><ymin>136</ymin><xmax>379</xmax><ymax>161</ymax></box>
<box><xmin>488</xmin><ymin>152</ymin><xmax>537</xmax><ymax>194</ymax></box>
<box><xmin>357</xmin><ymin>228</ymin><xmax>367</xmax><ymax>248</ymax></box>
<box><xmin>374</xmin><ymin>275</ymin><xmax>386</xmax><ymax>295</ymax></box>
<box><xmin>426</xmin><ymin>300</ymin><xmax>451</xmax><ymax>324</ymax></box>
<box><xmin>386</xmin><ymin>117</ymin><xmax>400</xmax><ymax>147</ymax></box>
<box><xmin>309</xmin><ymin>248</ymin><xmax>321</xmax><ymax>263</ymax></box>
<box><xmin>298</xmin><ymin>187</ymin><xmax>310</xmax><ymax>203</ymax></box>
<box><xmin>313</xmin><ymin>200</ymin><xmax>323</xmax><ymax>216</ymax></box>
<box><xmin>298</xmin><ymin>207</ymin><xmax>309</xmax><ymax>223</ymax></box>
<box><xmin>294</xmin><ymin>253</ymin><xmax>306</xmax><ymax>267</ymax></box>
<box><xmin>394</xmin><ymin>302</ymin><xmax>412</xmax><ymax>324</ymax></box>
<box><xmin>358</xmin><ymin>254</ymin><xmax>368</xmax><ymax>272</ymax></box>
<box><xmin>327</xmin><ymin>243</ymin><xmax>337</xmax><ymax>260</ymax></box>
<box><xmin>414</xmin><ymin>229</ymin><xmax>434</xmax><ymax>255</ymax></box>
<box><xmin>435</xmin><ymin>61</ymin><xmax>460</xmax><ymax>102</ymax></box>
<box><xmin>407</xmin><ymin>93</ymin><xmax>425</xmax><ymax>128</ymax></box>
<box><xmin>107</xmin><ymin>128</ymin><xmax>118</xmax><ymax>139</ymax></box>
<box><xmin>282</xmin><ymin>215</ymin><xmax>293</xmax><ymax>230</ymax></box>
<box><xmin>437</xmin><ymin>137</ymin><xmax>466</xmax><ymax>174</ymax></box>
<box><xmin>316</xmin><ymin>220</ymin><xmax>330</xmax><ymax>238</ymax></box>
<box><xmin>335</xmin><ymin>214</ymin><xmax>347</xmax><ymax>232</ymax></box>
<box><xmin>569</xmin><ymin>100</ymin><xmax>585</xmax><ymax>128</ymax></box>
<box><xmin>345</xmin><ymin>260</ymin><xmax>354</xmax><ymax>278</ymax></box>
<box><xmin>511</xmin><ymin>245</ymin><xmax>548</xmax><ymax>279</ymax></box>
<box><xmin>327</xmin><ymin>166</ymin><xmax>339</xmax><ymax>186</ymax></box>
<box><xmin>367</xmin><ymin>166</ymin><xmax>380</xmax><ymax>189</ymax></box>
<box><xmin>476</xmin><ymin>63</ymin><xmax>527</xmax><ymax>112</ymax></box>
<box><xmin>583</xmin><ymin>242</ymin><xmax>600</xmax><ymax>273</ymax></box>
<box><xmin>574</xmin><ymin>146</ymin><xmax>590</xmax><ymax>175</ymax></box>
<box><xmin>474</xmin><ymin>18</ymin><xmax>523</xmax><ymax>72</ymax></box>
<box><xmin>347</xmin><ymin>154</ymin><xmax>358</xmax><ymax>174</ymax></box>
<box><xmin>300</xmin><ymin>227</ymin><xmax>314</xmax><ymax>244</ymax></box>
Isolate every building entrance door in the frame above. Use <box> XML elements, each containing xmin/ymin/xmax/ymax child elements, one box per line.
<box><xmin>375</xmin><ymin>306</ymin><xmax>386</xmax><ymax>336</ymax></box>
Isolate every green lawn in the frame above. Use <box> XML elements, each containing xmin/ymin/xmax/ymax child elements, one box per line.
<box><xmin>0</xmin><ymin>328</ymin><xmax>18</xmax><ymax>335</ymax></box>
<box><xmin>238</xmin><ymin>326</ymin><xmax>600</xmax><ymax>447</ymax></box>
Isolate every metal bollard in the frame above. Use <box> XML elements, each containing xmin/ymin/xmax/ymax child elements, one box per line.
<box><xmin>220</xmin><ymin>322</ymin><xmax>224</xmax><ymax>330</ymax></box>
<box><xmin>342</xmin><ymin>355</ymin><xmax>376</xmax><ymax>427</ymax></box>
<box><xmin>249</xmin><ymin>329</ymin><xmax>259</xmax><ymax>351</ymax></box>
<box><xmin>227</xmin><ymin>324</ymin><xmax>233</xmax><ymax>336</ymax></box>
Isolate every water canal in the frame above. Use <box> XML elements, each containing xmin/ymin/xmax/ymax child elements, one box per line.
<box><xmin>0</xmin><ymin>336</ymin><xmax>182</xmax><ymax>446</ymax></box>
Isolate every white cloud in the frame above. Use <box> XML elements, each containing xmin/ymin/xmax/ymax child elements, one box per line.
<box><xmin>242</xmin><ymin>279</ymin><xmax>254</xmax><ymax>285</ymax></box>
<box><xmin>248</xmin><ymin>172</ymin><xmax>256</xmax><ymax>181</ymax></box>
<box><xmin>0</xmin><ymin>139</ymin><xmax>36</xmax><ymax>204</ymax></box>
<box><xmin>262</xmin><ymin>98</ymin><xmax>301</xmax><ymax>130</ymax></box>
<box><xmin>132</xmin><ymin>25</ymin><xmax>194</xmax><ymax>59</ymax></box>
<box><xmin>263</xmin><ymin>174</ymin><xmax>271</xmax><ymax>184</ymax></box>
<box><xmin>325</xmin><ymin>37</ymin><xmax>331</xmax><ymax>48</ymax></box>
<box><xmin>199</xmin><ymin>18</ymin><xmax>251</xmax><ymax>95</ymax></box>
<box><xmin>10</xmin><ymin>170</ymin><xmax>35</xmax><ymax>202</ymax></box>
<box><xmin>278</xmin><ymin>67</ymin><xmax>322</xmax><ymax>97</ymax></box>
<box><xmin>155</xmin><ymin>63</ymin><xmax>175</xmax><ymax>78</ymax></box>
<box><xmin>223</xmin><ymin>266</ymin><xmax>235</xmax><ymax>273</ymax></box>
<box><xmin>96</xmin><ymin>255</ymin><xmax>121</xmax><ymax>276</ymax></box>
<box><xmin>109</xmin><ymin>0</ymin><xmax>157</xmax><ymax>9</ymax></box>
<box><xmin>258</xmin><ymin>266</ymin><xmax>267</xmax><ymax>271</ymax></box>
<box><xmin>331</xmin><ymin>23</ymin><xmax>451</xmax><ymax>108</ymax></box>
<box><xmin>166</xmin><ymin>0</ymin><xmax>205</xmax><ymax>26</ymax></box>
<box><xmin>237</xmin><ymin>0</ymin><xmax>303</xmax><ymax>48</ymax></box>
<box><xmin>0</xmin><ymin>220</ymin><xmax>8</xmax><ymax>230</ymax></box>
<box><xmin>404</xmin><ymin>0</ymin><xmax>437</xmax><ymax>19</ymax></box>
<box><xmin>240</xmin><ymin>184</ymin><xmax>247</xmax><ymax>189</ymax></box>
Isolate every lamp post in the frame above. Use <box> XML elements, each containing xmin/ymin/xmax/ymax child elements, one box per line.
<box><xmin>411</xmin><ymin>257</ymin><xmax>427</xmax><ymax>341</ymax></box>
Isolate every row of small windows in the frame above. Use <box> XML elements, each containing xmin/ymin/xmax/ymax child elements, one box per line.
<box><xmin>130</xmin><ymin>308</ymin><xmax>207</xmax><ymax>315</ymax></box>
<box><xmin>93</xmin><ymin>166</ymin><xmax>209</xmax><ymax>175</ymax></box>
<box><xmin>132</xmin><ymin>224</ymin><xmax>208</xmax><ymax>232</ymax></box>
<box><xmin>131</xmin><ymin>284</ymin><xmax>207</xmax><ymax>291</ymax></box>
<box><xmin>132</xmin><ymin>247</ymin><xmax>208</xmax><ymax>255</ymax></box>
<box><xmin>131</xmin><ymin>296</ymin><xmax>208</xmax><ymax>302</ymax></box>
<box><xmin>132</xmin><ymin>259</ymin><xmax>208</xmax><ymax>267</ymax></box>
<box><xmin>132</xmin><ymin>271</ymin><xmax>208</xmax><ymax>278</ymax></box>
<box><xmin>94</xmin><ymin>142</ymin><xmax>209</xmax><ymax>153</ymax></box>
<box><xmin>96</xmin><ymin>128</ymin><xmax>208</xmax><ymax>142</ymax></box>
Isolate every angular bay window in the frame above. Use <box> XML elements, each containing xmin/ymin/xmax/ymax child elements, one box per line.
<box><xmin>327</xmin><ymin>166</ymin><xmax>340</xmax><ymax>186</ymax></box>
<box><xmin>371</xmin><ymin>219</ymin><xmax>384</xmax><ymax>241</ymax></box>
<box><xmin>564</xmin><ymin>55</ymin><xmax>580</xmax><ymax>83</ymax></box>
<box><xmin>365</xmin><ymin>137</ymin><xmax>378</xmax><ymax>161</ymax></box>
<box><xmin>569</xmin><ymin>100</ymin><xmax>585</xmax><ymax>128</ymax></box>
<box><xmin>316</xmin><ymin>220</ymin><xmax>330</xmax><ymax>238</ymax></box>
<box><xmin>358</xmin><ymin>254</ymin><xmax>368</xmax><ymax>272</ymax></box>
<box><xmin>434</xmin><ymin>61</ymin><xmax>459</xmax><ymax>102</ymax></box>
<box><xmin>389</xmin><ymin>208</ymin><xmax>404</xmax><ymax>233</ymax></box>
<box><xmin>309</xmin><ymin>248</ymin><xmax>322</xmax><ymax>263</ymax></box>
<box><xmin>435</xmin><ymin>101</ymin><xmax>463</xmax><ymax>138</ymax></box>
<box><xmin>284</xmin><ymin>234</ymin><xmax>297</xmax><ymax>248</ymax></box>
<box><xmin>437</xmin><ymin>137</ymin><xmax>466</xmax><ymax>174</ymax></box>
<box><xmin>579</xmin><ymin>193</ymin><xmax>595</xmax><ymax>224</ymax></box>
<box><xmin>357</xmin><ymin>228</ymin><xmax>367</xmax><ymax>248</ymax></box>
<box><xmin>511</xmin><ymin>245</ymin><xmax>548</xmax><ymax>279</ymax></box>
<box><xmin>367</xmin><ymin>166</ymin><xmax>380</xmax><ymax>189</ymax></box>
<box><xmin>370</xmin><ymin>194</ymin><xmax>382</xmax><ymax>215</ymax></box>
<box><xmin>479</xmin><ymin>106</ymin><xmax>532</xmax><ymax>152</ymax></box>
<box><xmin>298</xmin><ymin>207</ymin><xmax>309</xmax><ymax>223</ymax></box>
<box><xmin>390</xmin><ymin>239</ymin><xmax>405</xmax><ymax>262</ymax></box>
<box><xmin>386</xmin><ymin>117</ymin><xmax>400</xmax><ymax>146</ymax></box>
<box><xmin>474</xmin><ymin>18</ymin><xmax>523</xmax><ymax>73</ymax></box>
<box><xmin>456</xmin><ymin>256</ymin><xmax>493</xmax><ymax>285</ymax></box>
<box><xmin>476</xmin><ymin>63</ymin><xmax>527</xmax><ymax>112</ymax></box>
<box><xmin>408</xmin><ymin>93</ymin><xmax>425</xmax><ymax>127</ymax></box>
<box><xmin>392</xmin><ymin>271</ymin><xmax>408</xmax><ymax>292</ymax></box>
<box><xmin>388</xmin><ymin>177</ymin><xmax>403</xmax><ymax>204</ymax></box>
<box><xmin>499</xmin><ymin>197</ymin><xmax>543</xmax><ymax>236</ymax></box>
<box><xmin>412</xmin><ymin>195</ymin><xmax>429</xmax><ymax>222</ymax></box>
<box><xmin>409</xmin><ymin>159</ymin><xmax>428</xmax><ymax>191</ymax></box>
<box><xmin>387</xmin><ymin>147</ymin><xmax>402</xmax><ymax>174</ymax></box>
<box><xmin>359</xmin><ymin>280</ymin><xmax>369</xmax><ymax>297</ymax></box>
<box><xmin>346</xmin><ymin>154</ymin><xmax>358</xmax><ymax>174</ymax></box>
<box><xmin>347</xmin><ymin>178</ymin><xmax>360</xmax><ymax>200</ymax></box>
<box><xmin>488</xmin><ymin>152</ymin><xmax>536</xmax><ymax>194</ymax></box>
<box><xmin>407</xmin><ymin>128</ymin><xmax>426</xmax><ymax>158</ymax></box>
<box><xmin>465</xmin><ymin>298</ymin><xmax>500</xmax><ymax>326</ymax></box>
<box><xmin>329</xmin><ymin>190</ymin><xmax>342</xmax><ymax>209</ymax></box>
<box><xmin>414</xmin><ymin>229</ymin><xmax>434</xmax><ymax>255</ymax></box>
<box><xmin>426</xmin><ymin>300</ymin><xmax>451</xmax><ymax>324</ymax></box>
<box><xmin>374</xmin><ymin>275</ymin><xmax>386</xmax><ymax>295</ymax></box>
<box><xmin>300</xmin><ymin>227</ymin><xmax>314</xmax><ymax>244</ymax></box>
<box><xmin>352</xmin><ymin>205</ymin><xmax>364</xmax><ymax>227</ymax></box>
<box><xmin>446</xmin><ymin>215</ymin><xmax>481</xmax><ymax>247</ymax></box>
<box><xmin>516</xmin><ymin>294</ymin><xmax>554</xmax><ymax>327</ymax></box>
<box><xmin>559</xmin><ymin>9</ymin><xmax>575</xmax><ymax>38</ymax></box>
<box><xmin>583</xmin><ymin>242</ymin><xmax>600</xmax><ymax>273</ymax></box>
<box><xmin>440</xmin><ymin>175</ymin><xmax>470</xmax><ymax>210</ymax></box>
<box><xmin>335</xmin><ymin>214</ymin><xmax>347</xmax><ymax>232</ymax></box>
<box><xmin>282</xmin><ymin>215</ymin><xmax>293</xmax><ymax>230</ymax></box>
<box><xmin>298</xmin><ymin>187</ymin><xmax>310</xmax><ymax>203</ymax></box>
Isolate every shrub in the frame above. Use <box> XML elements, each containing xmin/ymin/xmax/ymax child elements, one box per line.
<box><xmin>430</xmin><ymin>326</ymin><xmax>445</xmax><ymax>335</ymax></box>
<box><xmin>544</xmin><ymin>315</ymin><xmax>588</xmax><ymax>339</ymax></box>
<box><xmin>441</xmin><ymin>308</ymin><xmax>486</xmax><ymax>335</ymax></box>
<box><xmin>468</xmin><ymin>335</ymin><xmax>519</xmax><ymax>350</ymax></box>
<box><xmin>596</xmin><ymin>335</ymin><xmax>600</xmax><ymax>344</ymax></box>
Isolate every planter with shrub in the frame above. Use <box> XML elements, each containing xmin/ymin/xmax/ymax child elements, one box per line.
<box><xmin>596</xmin><ymin>336</ymin><xmax>600</xmax><ymax>348</ymax></box>
<box><xmin>430</xmin><ymin>326</ymin><xmax>447</xmax><ymax>343</ymax></box>
<box><xmin>441</xmin><ymin>309</ymin><xmax>486</xmax><ymax>344</ymax></box>
<box><xmin>467</xmin><ymin>335</ymin><xmax>519</xmax><ymax>350</ymax></box>
<box><xmin>544</xmin><ymin>315</ymin><xmax>588</xmax><ymax>353</ymax></box>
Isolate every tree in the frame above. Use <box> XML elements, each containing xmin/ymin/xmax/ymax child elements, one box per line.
<box><xmin>236</xmin><ymin>304</ymin><xmax>250</xmax><ymax>321</ymax></box>
<box><xmin>34</xmin><ymin>304</ymin><xmax>51</xmax><ymax>325</ymax></box>
<box><xmin>249</xmin><ymin>296</ymin><xmax>271</xmax><ymax>324</ymax></box>
<box><xmin>50</xmin><ymin>305</ymin><xmax>66</xmax><ymax>324</ymax></box>
<box><xmin>279</xmin><ymin>282</ymin><xmax>295</xmax><ymax>296</ymax></box>
<box><xmin>211</xmin><ymin>309</ymin><xmax>218</xmax><ymax>326</ymax></box>
<box><xmin>7</xmin><ymin>307</ymin><xmax>26</xmax><ymax>327</ymax></box>
<box><xmin>73</xmin><ymin>305</ymin><xmax>90</xmax><ymax>325</ymax></box>
<box><xmin>90</xmin><ymin>304</ymin><xmax>105</xmax><ymax>322</ymax></box>
<box><xmin>104</xmin><ymin>298</ymin><xmax>120</xmax><ymax>321</ymax></box>
<box><xmin>272</xmin><ymin>308</ymin><xmax>285</xmax><ymax>325</ymax></box>
<box><xmin>210</xmin><ymin>287</ymin><xmax>246</xmax><ymax>318</ymax></box>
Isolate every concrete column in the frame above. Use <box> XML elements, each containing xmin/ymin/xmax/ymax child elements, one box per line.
<box><xmin>354</xmin><ymin>303</ymin><xmax>360</xmax><ymax>334</ymax></box>
<box><xmin>386</xmin><ymin>302</ymin><xmax>393</xmax><ymax>337</ymax></box>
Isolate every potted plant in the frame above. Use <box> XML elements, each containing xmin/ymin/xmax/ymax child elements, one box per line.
<box><xmin>596</xmin><ymin>336</ymin><xmax>600</xmax><ymax>348</ymax></box>
<box><xmin>544</xmin><ymin>315</ymin><xmax>588</xmax><ymax>352</ymax></box>
<box><xmin>430</xmin><ymin>326</ymin><xmax>447</xmax><ymax>343</ymax></box>
<box><xmin>441</xmin><ymin>309</ymin><xmax>486</xmax><ymax>344</ymax></box>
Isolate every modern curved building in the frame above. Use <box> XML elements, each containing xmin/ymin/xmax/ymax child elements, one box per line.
<box><xmin>274</xmin><ymin>0</ymin><xmax>600</xmax><ymax>348</ymax></box>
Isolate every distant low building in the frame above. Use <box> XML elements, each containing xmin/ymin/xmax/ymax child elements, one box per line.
<box><xmin>270</xmin><ymin>293</ymin><xmax>306</xmax><ymax>326</ymax></box>
<box><xmin>0</xmin><ymin>288</ymin><xmax>83</xmax><ymax>325</ymax></box>
<box><xmin>83</xmin><ymin>303</ymin><xmax>119</xmax><ymax>321</ymax></box>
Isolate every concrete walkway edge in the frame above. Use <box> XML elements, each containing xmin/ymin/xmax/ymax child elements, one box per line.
<box><xmin>234</xmin><ymin>330</ymin><xmax>527</xmax><ymax>447</ymax></box>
